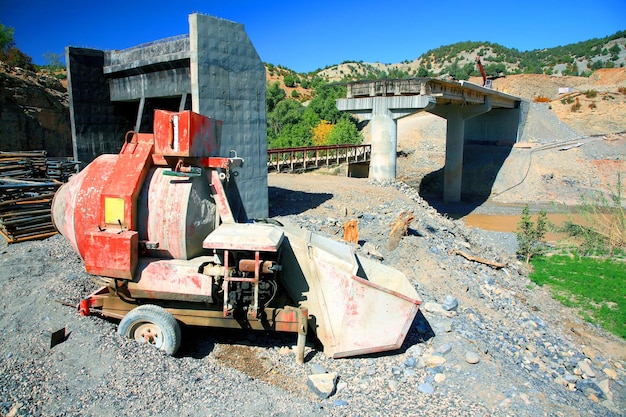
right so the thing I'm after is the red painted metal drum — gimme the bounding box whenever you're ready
[52,158,217,263]
[52,154,118,259]
[137,167,216,260]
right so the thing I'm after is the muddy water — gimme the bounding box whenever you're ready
[462,212,580,242]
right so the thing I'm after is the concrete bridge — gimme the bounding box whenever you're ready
[337,79,522,203]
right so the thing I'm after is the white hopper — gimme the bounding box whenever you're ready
[278,222,422,358]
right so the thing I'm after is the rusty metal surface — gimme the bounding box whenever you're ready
[153,110,221,158]
[85,285,307,334]
[52,154,118,257]
[126,256,215,302]
[267,144,371,173]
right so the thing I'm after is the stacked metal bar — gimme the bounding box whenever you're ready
[46,158,80,182]
[0,151,47,178]
[0,178,62,243]
[0,151,78,244]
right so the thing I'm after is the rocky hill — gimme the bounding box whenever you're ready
[0,62,72,157]
[316,34,626,82]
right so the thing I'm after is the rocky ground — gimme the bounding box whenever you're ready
[1,169,625,416]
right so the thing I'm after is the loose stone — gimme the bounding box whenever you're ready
[603,368,617,380]
[307,372,337,399]
[466,351,481,364]
[418,382,435,394]
[578,361,596,378]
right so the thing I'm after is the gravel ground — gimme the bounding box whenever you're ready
[1,173,624,417]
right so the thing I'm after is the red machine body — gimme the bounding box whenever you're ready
[52,110,227,279]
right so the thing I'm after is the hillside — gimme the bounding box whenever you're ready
[0,62,71,156]
[314,32,626,82]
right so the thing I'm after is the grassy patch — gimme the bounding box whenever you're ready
[529,254,626,339]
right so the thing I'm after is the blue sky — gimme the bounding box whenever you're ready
[1,0,624,73]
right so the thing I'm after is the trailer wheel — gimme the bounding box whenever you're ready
[118,305,181,355]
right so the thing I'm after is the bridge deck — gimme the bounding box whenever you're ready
[345,78,520,109]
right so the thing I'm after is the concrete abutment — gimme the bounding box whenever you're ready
[66,13,267,219]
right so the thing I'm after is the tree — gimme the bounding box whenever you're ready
[43,52,64,69]
[311,120,333,146]
[0,22,34,70]
[266,81,286,113]
[516,205,548,263]
[267,99,304,141]
[327,116,363,145]
[0,23,14,51]
[283,73,296,87]
[307,85,345,124]
[270,122,313,149]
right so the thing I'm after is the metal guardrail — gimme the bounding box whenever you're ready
[346,78,431,98]
[267,144,371,173]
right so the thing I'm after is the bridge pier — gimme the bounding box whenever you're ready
[370,112,397,179]
[431,97,491,203]
[337,79,520,203]
[337,95,436,181]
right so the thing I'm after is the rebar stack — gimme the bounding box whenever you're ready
[46,158,81,182]
[0,151,47,178]
[0,151,79,244]
[0,178,61,243]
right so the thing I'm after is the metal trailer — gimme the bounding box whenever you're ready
[52,110,422,362]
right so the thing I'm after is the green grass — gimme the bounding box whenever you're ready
[529,254,626,339]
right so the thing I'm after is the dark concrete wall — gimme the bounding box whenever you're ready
[190,14,268,219]
[66,14,268,219]
[105,37,191,102]
[66,47,136,165]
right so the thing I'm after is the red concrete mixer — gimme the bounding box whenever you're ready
[53,110,421,362]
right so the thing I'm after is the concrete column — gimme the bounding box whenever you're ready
[443,108,464,202]
[336,95,435,182]
[432,98,492,203]
[369,111,397,180]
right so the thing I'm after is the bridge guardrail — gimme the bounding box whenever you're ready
[267,144,371,173]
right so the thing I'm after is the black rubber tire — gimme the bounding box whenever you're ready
[118,304,181,355]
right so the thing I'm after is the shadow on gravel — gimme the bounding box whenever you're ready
[176,325,315,360]
[419,143,514,219]
[268,186,333,216]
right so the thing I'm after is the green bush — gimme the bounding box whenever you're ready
[584,89,598,98]
[516,205,548,263]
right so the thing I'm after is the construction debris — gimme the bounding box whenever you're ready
[343,219,359,244]
[448,248,507,269]
[0,178,61,243]
[0,150,78,244]
[46,158,81,182]
[0,151,47,178]
[387,211,415,251]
